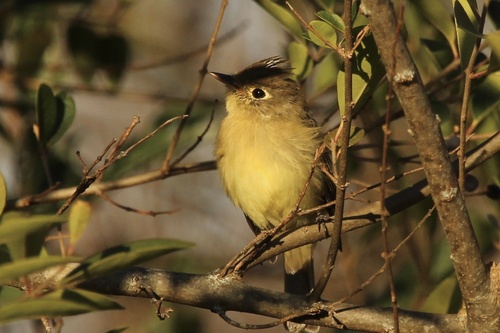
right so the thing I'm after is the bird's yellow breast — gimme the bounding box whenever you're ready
[216,110,323,230]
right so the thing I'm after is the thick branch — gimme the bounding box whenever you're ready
[76,267,464,333]
[360,0,499,331]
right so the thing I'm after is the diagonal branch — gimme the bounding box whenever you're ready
[359,1,499,331]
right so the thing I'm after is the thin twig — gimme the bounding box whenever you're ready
[98,191,179,217]
[309,0,353,302]
[161,0,228,173]
[458,3,489,193]
[170,105,215,166]
[378,4,406,331]
[335,207,436,304]
[286,2,338,52]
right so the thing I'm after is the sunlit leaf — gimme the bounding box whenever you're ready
[337,34,385,115]
[68,200,92,246]
[255,0,304,42]
[0,289,122,324]
[0,256,79,285]
[63,239,193,285]
[308,20,337,48]
[288,41,313,80]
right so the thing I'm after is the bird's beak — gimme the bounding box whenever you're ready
[209,72,239,89]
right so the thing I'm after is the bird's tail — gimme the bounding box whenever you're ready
[284,244,319,333]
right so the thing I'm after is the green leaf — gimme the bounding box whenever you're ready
[50,91,76,145]
[0,172,6,216]
[67,20,100,82]
[0,256,79,285]
[35,83,58,144]
[337,34,385,115]
[35,84,75,146]
[310,53,340,97]
[255,0,304,42]
[410,0,457,54]
[99,34,129,86]
[288,41,313,81]
[454,0,480,70]
[0,289,122,324]
[471,71,500,131]
[308,20,337,48]
[63,239,193,285]
[69,200,92,246]
[315,0,335,11]
[316,10,344,32]
[421,275,461,314]
[324,126,365,149]
[486,30,500,72]
[0,212,67,244]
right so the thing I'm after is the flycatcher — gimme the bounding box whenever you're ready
[211,57,334,332]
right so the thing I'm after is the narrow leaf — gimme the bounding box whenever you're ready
[454,0,480,70]
[0,256,79,285]
[410,0,456,54]
[0,212,67,244]
[63,239,193,284]
[0,289,122,324]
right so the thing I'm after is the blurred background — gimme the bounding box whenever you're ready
[0,0,498,332]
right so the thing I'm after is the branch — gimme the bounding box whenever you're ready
[360,0,499,331]
[6,160,216,210]
[75,267,463,332]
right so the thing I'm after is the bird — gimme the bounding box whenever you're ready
[211,56,334,332]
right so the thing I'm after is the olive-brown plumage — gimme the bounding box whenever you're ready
[211,57,333,332]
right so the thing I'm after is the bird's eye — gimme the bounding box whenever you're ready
[251,88,266,99]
